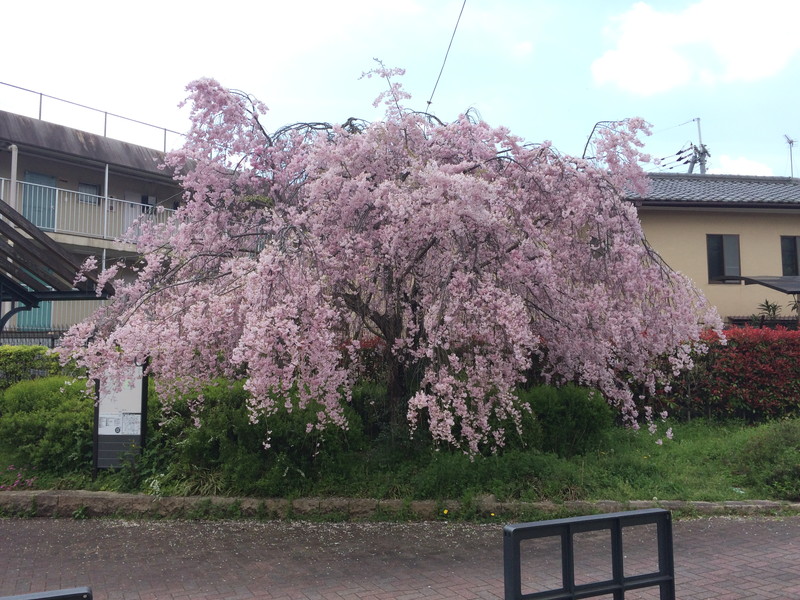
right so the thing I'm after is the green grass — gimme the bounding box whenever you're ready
[0,374,789,504]
[0,418,784,504]
[574,420,753,501]
[310,419,762,503]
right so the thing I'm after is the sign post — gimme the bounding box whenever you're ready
[93,366,148,475]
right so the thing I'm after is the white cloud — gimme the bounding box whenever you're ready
[592,0,800,95]
[709,155,774,176]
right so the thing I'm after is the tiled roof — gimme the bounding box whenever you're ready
[632,172,800,206]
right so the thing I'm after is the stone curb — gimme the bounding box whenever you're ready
[1,490,798,520]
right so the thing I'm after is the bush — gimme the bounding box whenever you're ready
[0,376,93,472]
[0,345,60,390]
[137,380,366,497]
[517,384,613,457]
[664,327,800,421]
[731,418,800,500]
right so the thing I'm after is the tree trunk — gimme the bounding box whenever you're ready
[384,351,409,434]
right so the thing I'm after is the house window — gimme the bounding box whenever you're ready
[781,236,800,276]
[707,234,740,283]
[140,194,155,214]
[78,183,100,205]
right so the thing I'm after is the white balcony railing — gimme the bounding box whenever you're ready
[0,178,175,242]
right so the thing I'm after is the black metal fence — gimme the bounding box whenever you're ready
[504,508,675,600]
[0,329,66,348]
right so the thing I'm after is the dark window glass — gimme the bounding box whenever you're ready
[707,234,724,280]
[707,234,740,283]
[781,236,800,276]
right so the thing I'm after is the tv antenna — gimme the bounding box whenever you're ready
[786,135,796,178]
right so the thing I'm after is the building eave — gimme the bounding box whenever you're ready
[0,109,177,184]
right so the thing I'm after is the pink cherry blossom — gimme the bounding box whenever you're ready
[59,69,721,454]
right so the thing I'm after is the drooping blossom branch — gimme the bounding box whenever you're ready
[59,69,721,454]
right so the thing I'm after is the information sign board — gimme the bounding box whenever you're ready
[93,366,148,472]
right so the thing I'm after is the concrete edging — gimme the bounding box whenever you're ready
[1,490,798,520]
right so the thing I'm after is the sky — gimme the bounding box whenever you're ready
[2,0,799,177]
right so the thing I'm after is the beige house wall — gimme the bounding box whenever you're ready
[638,206,800,320]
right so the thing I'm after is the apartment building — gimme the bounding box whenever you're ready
[0,108,182,345]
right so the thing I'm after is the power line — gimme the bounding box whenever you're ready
[651,119,695,135]
[427,0,467,109]
[647,145,694,172]
[656,146,692,162]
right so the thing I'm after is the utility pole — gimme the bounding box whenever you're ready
[687,118,710,174]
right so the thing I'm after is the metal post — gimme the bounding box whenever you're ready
[103,164,109,239]
[657,514,676,600]
[53,185,59,233]
[0,303,34,336]
[562,529,574,596]
[8,144,18,211]
[610,519,624,600]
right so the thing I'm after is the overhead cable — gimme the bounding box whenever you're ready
[427,0,467,109]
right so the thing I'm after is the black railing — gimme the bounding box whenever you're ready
[0,328,67,348]
[0,588,91,600]
[504,508,675,600]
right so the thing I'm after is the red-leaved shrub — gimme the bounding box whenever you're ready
[663,327,800,421]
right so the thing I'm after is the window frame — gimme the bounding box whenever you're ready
[78,182,101,205]
[706,233,741,284]
[781,236,800,276]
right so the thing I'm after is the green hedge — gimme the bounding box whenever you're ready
[126,380,367,497]
[0,345,61,390]
[0,376,93,472]
[0,371,613,495]
[662,327,800,421]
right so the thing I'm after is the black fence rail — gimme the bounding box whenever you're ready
[0,329,66,348]
[0,588,91,600]
[504,508,675,600]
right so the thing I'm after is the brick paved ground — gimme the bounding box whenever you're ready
[2,516,800,599]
